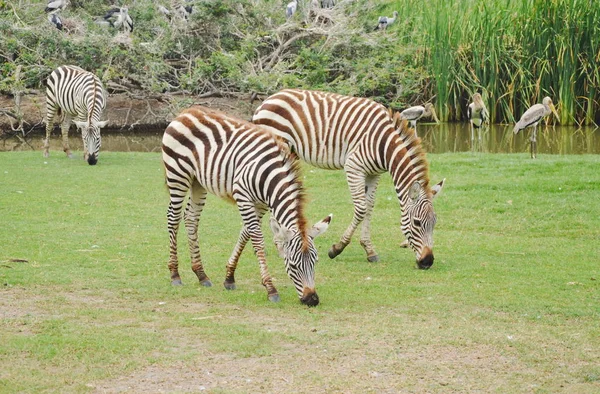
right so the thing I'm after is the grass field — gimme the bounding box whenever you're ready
[1,150,599,393]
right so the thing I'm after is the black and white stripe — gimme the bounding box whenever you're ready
[253,89,445,269]
[44,65,107,165]
[162,106,330,305]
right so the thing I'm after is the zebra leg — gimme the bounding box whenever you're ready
[359,174,381,262]
[237,201,279,302]
[166,175,192,285]
[329,164,367,259]
[43,109,57,158]
[60,114,73,158]
[224,206,267,290]
[185,180,212,287]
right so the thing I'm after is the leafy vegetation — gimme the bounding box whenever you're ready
[1,0,599,125]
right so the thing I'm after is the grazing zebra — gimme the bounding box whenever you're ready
[253,89,445,269]
[162,106,331,305]
[43,65,107,165]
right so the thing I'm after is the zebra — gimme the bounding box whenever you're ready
[43,65,107,165]
[162,106,331,306]
[252,89,445,269]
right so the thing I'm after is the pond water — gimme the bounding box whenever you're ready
[2,124,599,154]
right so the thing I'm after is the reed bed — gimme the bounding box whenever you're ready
[381,0,600,125]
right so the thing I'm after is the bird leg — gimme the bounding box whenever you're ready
[530,126,537,159]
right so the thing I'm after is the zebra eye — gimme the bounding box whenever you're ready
[413,219,422,227]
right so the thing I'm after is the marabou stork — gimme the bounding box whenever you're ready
[104,7,134,33]
[47,11,63,30]
[399,103,439,136]
[286,0,298,19]
[45,0,68,13]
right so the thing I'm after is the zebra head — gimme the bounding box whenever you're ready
[74,120,107,165]
[270,214,332,306]
[401,179,445,269]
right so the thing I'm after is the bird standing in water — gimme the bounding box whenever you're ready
[467,93,489,149]
[399,103,440,136]
[513,96,560,159]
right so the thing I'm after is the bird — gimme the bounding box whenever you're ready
[399,103,439,136]
[513,96,560,159]
[375,11,398,31]
[467,93,489,147]
[47,11,63,30]
[103,7,134,33]
[286,0,298,19]
[175,3,193,20]
[45,0,68,13]
[157,5,171,19]
[321,0,335,8]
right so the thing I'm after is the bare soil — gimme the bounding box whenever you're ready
[0,93,258,135]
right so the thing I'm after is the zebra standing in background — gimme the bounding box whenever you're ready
[44,65,107,165]
[253,89,445,269]
[162,106,331,306]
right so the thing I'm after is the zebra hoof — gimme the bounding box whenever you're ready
[171,279,183,286]
[268,294,280,303]
[200,279,213,287]
[223,281,236,290]
[43,151,49,158]
[328,245,342,259]
[367,254,380,263]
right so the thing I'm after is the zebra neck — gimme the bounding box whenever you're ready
[386,135,430,205]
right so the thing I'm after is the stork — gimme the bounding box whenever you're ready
[176,4,193,20]
[286,0,298,19]
[513,96,560,159]
[321,0,335,8]
[45,0,68,13]
[47,11,63,30]
[158,5,171,19]
[104,7,134,33]
[399,103,439,136]
[375,11,398,31]
[467,93,489,147]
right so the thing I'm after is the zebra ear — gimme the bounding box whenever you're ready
[308,214,332,238]
[73,120,88,129]
[431,178,446,199]
[269,217,294,244]
[409,181,422,201]
[95,120,108,128]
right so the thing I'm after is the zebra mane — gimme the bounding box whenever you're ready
[389,109,431,194]
[255,125,310,248]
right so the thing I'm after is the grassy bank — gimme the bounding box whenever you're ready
[0,151,599,392]
[2,0,599,126]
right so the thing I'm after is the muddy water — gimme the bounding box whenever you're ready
[2,124,599,154]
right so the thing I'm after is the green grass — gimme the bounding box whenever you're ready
[1,151,599,392]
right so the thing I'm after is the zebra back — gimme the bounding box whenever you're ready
[46,65,106,125]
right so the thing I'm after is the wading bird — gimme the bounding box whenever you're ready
[375,11,398,31]
[47,11,63,30]
[467,93,489,147]
[513,96,559,159]
[103,7,134,33]
[286,0,297,19]
[45,0,68,13]
[399,103,439,136]
[321,0,335,8]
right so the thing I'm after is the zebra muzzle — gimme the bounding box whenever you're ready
[417,247,434,270]
[300,288,319,307]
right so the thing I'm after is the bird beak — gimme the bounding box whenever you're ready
[432,108,440,124]
[550,104,560,123]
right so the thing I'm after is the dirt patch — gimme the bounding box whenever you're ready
[0,93,258,135]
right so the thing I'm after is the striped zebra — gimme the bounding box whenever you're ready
[252,89,445,269]
[43,65,107,165]
[162,106,331,305]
